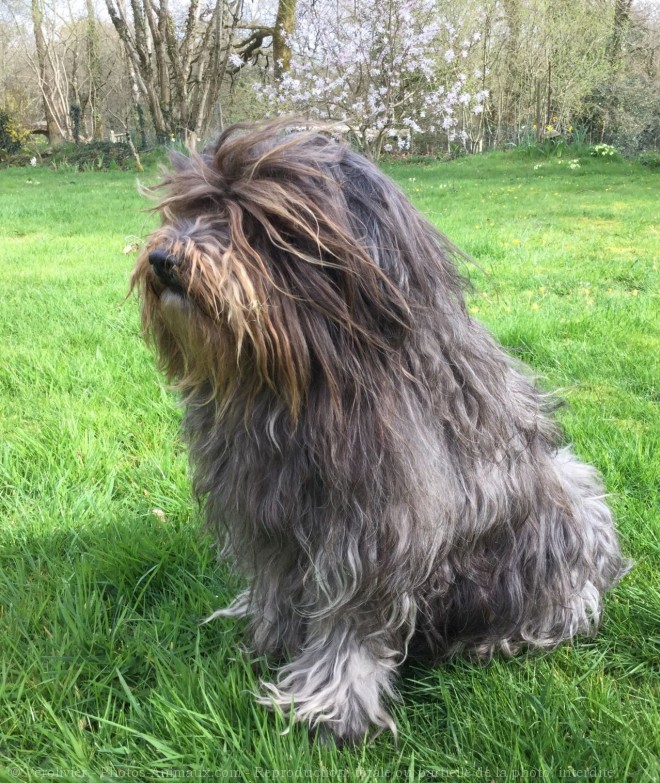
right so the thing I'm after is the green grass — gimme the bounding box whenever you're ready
[0,153,658,782]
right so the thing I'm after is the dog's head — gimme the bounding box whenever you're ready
[132,120,464,416]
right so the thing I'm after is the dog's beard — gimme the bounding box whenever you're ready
[131,223,278,410]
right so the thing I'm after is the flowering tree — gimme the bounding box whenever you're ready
[255,0,488,158]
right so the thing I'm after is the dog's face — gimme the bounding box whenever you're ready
[133,200,274,408]
[132,122,458,416]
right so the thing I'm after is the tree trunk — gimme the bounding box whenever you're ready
[86,0,104,140]
[273,0,296,78]
[546,60,552,130]
[609,0,632,72]
[501,0,521,138]
[535,78,542,141]
[31,0,66,145]
[105,0,168,138]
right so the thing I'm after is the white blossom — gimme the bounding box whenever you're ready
[256,0,487,157]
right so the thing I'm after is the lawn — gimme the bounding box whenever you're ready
[0,151,658,782]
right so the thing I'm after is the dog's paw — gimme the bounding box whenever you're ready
[257,664,397,745]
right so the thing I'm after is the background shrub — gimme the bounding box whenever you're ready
[0,109,29,159]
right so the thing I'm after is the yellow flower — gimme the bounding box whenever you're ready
[531,302,540,310]
[631,289,639,296]
[568,125,573,132]
[546,124,554,132]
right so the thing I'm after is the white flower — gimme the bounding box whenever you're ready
[30,157,37,167]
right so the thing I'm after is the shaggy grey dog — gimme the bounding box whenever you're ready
[132,120,627,743]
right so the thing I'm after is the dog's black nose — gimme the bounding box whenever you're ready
[148,248,179,287]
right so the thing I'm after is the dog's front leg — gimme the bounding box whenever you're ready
[258,615,400,743]
[204,582,306,659]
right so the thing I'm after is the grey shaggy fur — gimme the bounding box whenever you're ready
[132,121,628,743]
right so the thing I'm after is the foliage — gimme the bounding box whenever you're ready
[0,151,38,168]
[70,103,82,144]
[0,109,30,158]
[0,157,658,780]
[589,143,619,159]
[577,3,660,155]
[48,141,138,171]
[509,127,590,160]
[486,0,614,145]
[638,151,660,169]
